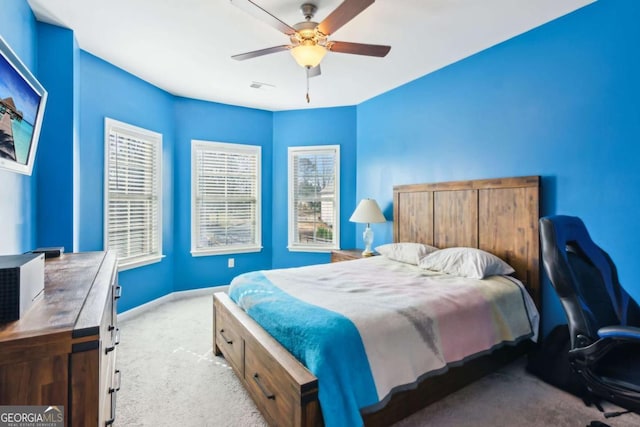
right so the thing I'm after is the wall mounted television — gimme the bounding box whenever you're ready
[0,35,47,176]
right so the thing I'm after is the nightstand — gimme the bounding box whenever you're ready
[330,249,376,263]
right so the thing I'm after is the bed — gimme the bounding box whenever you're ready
[213,175,541,427]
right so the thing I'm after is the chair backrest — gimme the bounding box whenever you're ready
[539,215,639,348]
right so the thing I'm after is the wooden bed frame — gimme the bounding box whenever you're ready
[213,175,540,427]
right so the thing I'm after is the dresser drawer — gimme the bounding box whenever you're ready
[244,338,297,427]
[100,284,118,427]
[216,307,244,376]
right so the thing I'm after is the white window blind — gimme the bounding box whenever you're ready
[104,118,162,270]
[191,140,261,256]
[288,145,340,252]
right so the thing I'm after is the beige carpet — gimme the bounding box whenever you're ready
[115,295,640,427]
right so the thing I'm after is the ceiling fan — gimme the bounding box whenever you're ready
[230,0,391,102]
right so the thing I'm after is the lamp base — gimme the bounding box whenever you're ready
[362,225,374,257]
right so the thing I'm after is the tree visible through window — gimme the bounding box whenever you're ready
[288,145,340,251]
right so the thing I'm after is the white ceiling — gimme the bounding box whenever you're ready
[27,0,595,111]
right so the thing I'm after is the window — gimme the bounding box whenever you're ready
[191,140,261,256]
[288,145,340,252]
[104,118,163,270]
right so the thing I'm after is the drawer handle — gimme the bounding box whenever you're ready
[253,373,275,400]
[109,370,121,393]
[219,329,233,345]
[105,329,121,354]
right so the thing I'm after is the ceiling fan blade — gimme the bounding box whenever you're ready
[307,65,321,78]
[230,0,296,36]
[232,45,292,61]
[329,41,390,57]
[317,0,374,36]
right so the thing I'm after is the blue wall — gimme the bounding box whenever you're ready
[272,107,358,268]
[36,23,76,251]
[172,97,273,291]
[0,0,38,255]
[357,0,640,334]
[77,51,176,311]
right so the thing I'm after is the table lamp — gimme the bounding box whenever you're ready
[349,198,386,256]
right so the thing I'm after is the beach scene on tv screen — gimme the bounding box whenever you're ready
[0,51,40,166]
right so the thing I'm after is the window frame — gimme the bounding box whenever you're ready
[190,140,262,257]
[103,118,163,271]
[287,145,340,253]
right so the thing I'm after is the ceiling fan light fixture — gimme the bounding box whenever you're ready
[290,44,327,68]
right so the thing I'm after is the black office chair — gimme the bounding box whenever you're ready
[540,215,640,415]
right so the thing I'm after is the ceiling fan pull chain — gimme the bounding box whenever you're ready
[306,67,311,103]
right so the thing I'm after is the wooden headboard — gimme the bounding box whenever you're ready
[393,176,540,308]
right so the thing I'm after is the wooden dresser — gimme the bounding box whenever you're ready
[0,251,120,427]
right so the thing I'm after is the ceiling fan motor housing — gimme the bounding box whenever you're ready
[292,21,326,47]
[293,3,327,47]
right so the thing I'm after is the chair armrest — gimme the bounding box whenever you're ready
[570,326,640,366]
[597,325,640,340]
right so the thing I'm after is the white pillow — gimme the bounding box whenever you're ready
[418,247,514,279]
[375,242,439,265]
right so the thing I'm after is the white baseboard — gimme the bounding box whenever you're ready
[118,285,229,322]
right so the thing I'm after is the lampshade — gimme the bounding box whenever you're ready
[290,44,327,68]
[349,199,385,224]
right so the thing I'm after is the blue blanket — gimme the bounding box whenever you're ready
[229,271,378,427]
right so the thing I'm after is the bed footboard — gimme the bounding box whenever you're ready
[213,292,322,427]
[214,291,531,427]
